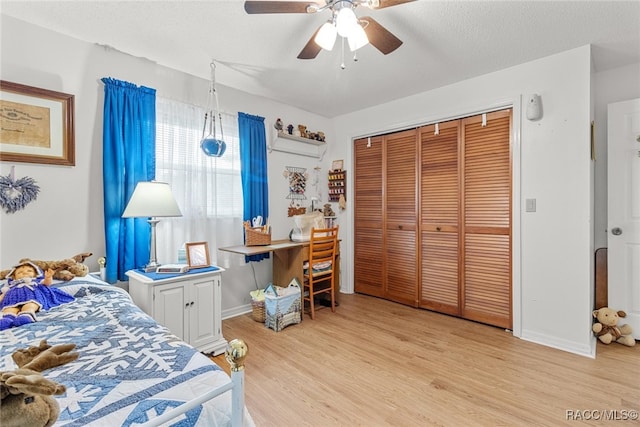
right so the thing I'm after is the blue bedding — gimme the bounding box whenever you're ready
[0,278,249,426]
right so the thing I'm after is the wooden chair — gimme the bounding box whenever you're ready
[303,226,339,320]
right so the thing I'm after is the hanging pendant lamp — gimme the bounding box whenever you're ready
[200,61,227,157]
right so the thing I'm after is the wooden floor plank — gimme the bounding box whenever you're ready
[213,293,640,426]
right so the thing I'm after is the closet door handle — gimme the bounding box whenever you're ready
[398,225,403,230]
[436,226,441,232]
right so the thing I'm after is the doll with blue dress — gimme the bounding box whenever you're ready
[0,261,75,330]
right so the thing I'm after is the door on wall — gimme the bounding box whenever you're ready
[420,120,461,316]
[384,129,419,305]
[460,110,512,329]
[607,98,640,339]
[354,136,384,297]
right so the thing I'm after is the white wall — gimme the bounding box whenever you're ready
[332,46,596,356]
[0,14,333,314]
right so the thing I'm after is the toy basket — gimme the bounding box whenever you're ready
[264,280,301,332]
[244,221,271,246]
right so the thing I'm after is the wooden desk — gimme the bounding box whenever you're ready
[219,239,340,299]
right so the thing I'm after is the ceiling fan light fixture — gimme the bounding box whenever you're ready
[315,21,338,50]
[347,22,369,51]
[336,6,357,37]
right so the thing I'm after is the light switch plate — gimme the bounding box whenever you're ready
[525,198,536,212]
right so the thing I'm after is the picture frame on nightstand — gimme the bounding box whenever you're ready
[186,241,210,269]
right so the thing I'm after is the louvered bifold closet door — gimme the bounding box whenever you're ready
[384,129,419,305]
[354,136,385,297]
[461,110,512,329]
[419,121,460,315]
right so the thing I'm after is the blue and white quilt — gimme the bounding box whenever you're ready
[0,277,249,426]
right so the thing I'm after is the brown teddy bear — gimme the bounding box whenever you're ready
[1,340,78,427]
[0,252,92,281]
[592,307,636,347]
[323,203,335,217]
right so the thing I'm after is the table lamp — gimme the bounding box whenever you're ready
[122,181,182,272]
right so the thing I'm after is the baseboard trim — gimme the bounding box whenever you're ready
[520,329,595,358]
[222,304,252,320]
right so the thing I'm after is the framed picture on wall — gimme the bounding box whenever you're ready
[331,159,343,171]
[0,81,75,166]
[186,241,210,269]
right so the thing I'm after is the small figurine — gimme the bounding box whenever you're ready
[287,124,294,135]
[0,261,75,330]
[274,118,283,131]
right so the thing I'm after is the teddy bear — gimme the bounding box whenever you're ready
[592,307,636,347]
[323,203,335,217]
[0,252,92,281]
[298,124,307,138]
[1,340,78,427]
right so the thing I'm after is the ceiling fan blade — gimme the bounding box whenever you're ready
[244,1,321,14]
[362,0,415,9]
[297,26,323,59]
[361,16,403,55]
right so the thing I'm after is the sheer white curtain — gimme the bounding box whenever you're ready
[155,97,245,267]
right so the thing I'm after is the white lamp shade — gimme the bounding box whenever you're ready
[315,22,338,51]
[122,181,182,218]
[348,23,369,51]
[336,7,357,37]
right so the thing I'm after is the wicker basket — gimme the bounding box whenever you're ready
[244,221,271,246]
[287,206,307,217]
[251,299,266,323]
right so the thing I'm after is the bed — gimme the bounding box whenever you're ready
[0,274,253,426]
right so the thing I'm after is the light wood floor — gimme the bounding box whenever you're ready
[213,293,640,426]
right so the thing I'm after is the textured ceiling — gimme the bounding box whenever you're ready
[2,0,640,117]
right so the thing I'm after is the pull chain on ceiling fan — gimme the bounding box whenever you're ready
[244,0,414,61]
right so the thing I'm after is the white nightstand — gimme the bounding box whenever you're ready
[127,268,227,355]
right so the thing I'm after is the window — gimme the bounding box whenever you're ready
[155,97,244,266]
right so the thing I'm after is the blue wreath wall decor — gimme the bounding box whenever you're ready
[0,173,40,213]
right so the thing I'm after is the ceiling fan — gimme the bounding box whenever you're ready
[244,0,415,60]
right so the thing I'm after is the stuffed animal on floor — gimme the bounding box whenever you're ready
[0,252,92,281]
[592,307,636,347]
[1,340,78,427]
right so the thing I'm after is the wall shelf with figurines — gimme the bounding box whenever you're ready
[268,119,327,159]
[277,131,325,146]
